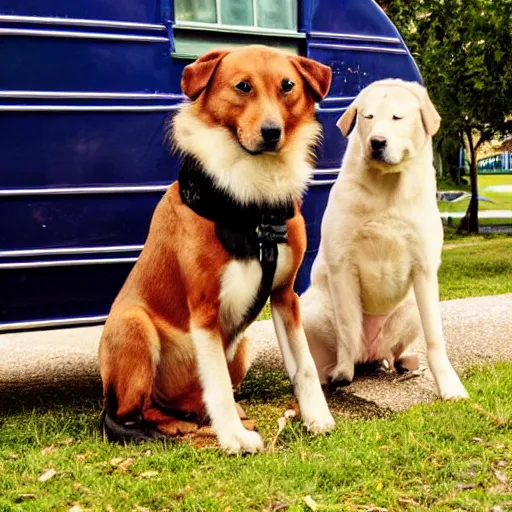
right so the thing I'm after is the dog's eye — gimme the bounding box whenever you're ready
[393,115,403,120]
[235,81,252,94]
[281,79,295,93]
[363,114,374,119]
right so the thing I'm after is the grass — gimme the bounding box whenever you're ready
[438,175,512,225]
[439,237,512,300]
[1,364,511,511]
[437,176,471,192]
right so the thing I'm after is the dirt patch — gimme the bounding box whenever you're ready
[326,390,392,419]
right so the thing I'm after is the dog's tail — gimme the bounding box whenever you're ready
[100,387,165,443]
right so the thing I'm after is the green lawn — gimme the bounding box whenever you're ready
[438,175,512,225]
[437,176,471,192]
[1,364,511,511]
[439,237,512,300]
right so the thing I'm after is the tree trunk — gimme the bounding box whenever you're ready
[458,128,479,234]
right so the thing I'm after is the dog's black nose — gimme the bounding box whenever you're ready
[370,136,387,151]
[261,125,282,149]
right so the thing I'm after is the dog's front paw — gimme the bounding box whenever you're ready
[293,365,336,435]
[218,428,264,455]
[302,408,336,434]
[439,379,469,401]
[328,362,355,387]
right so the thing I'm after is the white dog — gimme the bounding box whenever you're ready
[301,79,468,400]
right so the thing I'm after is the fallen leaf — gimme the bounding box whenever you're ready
[493,468,509,485]
[455,483,476,490]
[110,457,134,472]
[133,506,150,512]
[304,498,354,512]
[15,494,36,503]
[397,497,419,506]
[106,506,114,512]
[143,450,152,456]
[118,458,134,472]
[63,438,74,446]
[38,468,57,482]
[41,445,56,456]
[497,460,508,468]
[375,433,382,441]
[304,496,318,511]
[73,483,82,490]
[76,455,87,462]
[139,470,159,478]
[472,437,483,443]
[8,453,19,460]
[489,485,509,494]
[376,481,383,491]
[68,506,83,512]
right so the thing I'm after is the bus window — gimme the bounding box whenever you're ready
[175,0,217,24]
[175,0,297,30]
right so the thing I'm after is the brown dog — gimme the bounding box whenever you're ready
[98,45,335,453]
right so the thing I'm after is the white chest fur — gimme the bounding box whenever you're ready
[219,259,262,332]
[219,244,292,333]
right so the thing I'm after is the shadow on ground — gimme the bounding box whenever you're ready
[0,367,394,423]
[0,377,102,415]
[239,366,394,420]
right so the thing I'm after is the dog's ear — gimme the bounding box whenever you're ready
[181,50,230,100]
[337,104,357,136]
[289,56,332,102]
[420,88,441,136]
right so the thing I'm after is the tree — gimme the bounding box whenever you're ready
[378,0,512,233]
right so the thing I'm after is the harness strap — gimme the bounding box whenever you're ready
[178,153,294,339]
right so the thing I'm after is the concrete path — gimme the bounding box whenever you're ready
[439,210,512,219]
[1,294,512,413]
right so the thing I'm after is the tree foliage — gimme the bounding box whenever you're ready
[377,0,512,232]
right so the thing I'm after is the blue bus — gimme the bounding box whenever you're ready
[0,0,422,332]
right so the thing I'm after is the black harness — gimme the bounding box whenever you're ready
[178,153,294,340]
